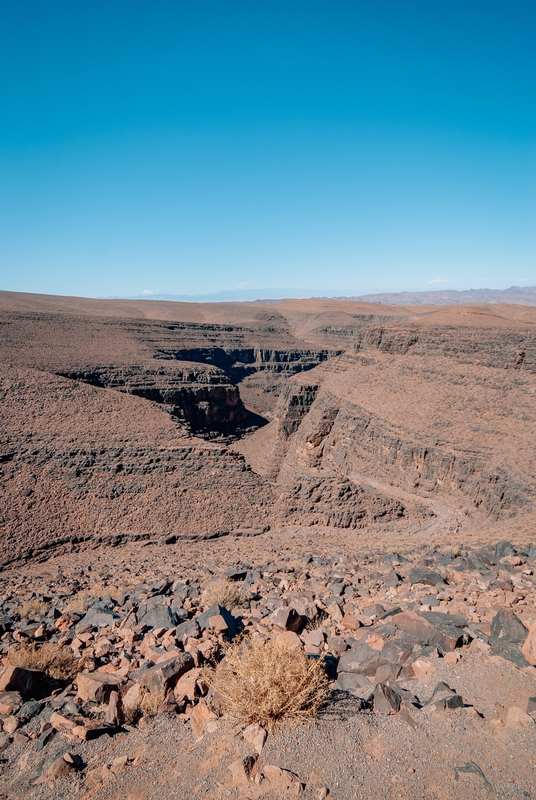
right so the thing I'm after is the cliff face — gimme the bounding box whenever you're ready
[156,346,343,380]
[245,345,535,532]
[2,293,536,563]
[56,364,249,434]
[313,322,536,370]
[0,367,275,567]
[291,393,527,518]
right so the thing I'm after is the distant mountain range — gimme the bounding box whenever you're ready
[348,285,536,306]
[116,288,319,302]
[117,285,536,306]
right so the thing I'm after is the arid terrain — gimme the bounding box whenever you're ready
[1,290,536,799]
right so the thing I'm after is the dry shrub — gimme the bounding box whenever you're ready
[91,583,122,599]
[213,636,329,730]
[18,599,49,619]
[95,566,110,578]
[200,578,243,610]
[140,688,166,717]
[304,609,328,633]
[124,688,166,723]
[9,642,79,680]
[64,591,91,613]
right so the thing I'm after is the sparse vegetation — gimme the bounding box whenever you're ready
[200,578,243,610]
[9,642,79,680]
[64,591,91,613]
[95,566,111,578]
[140,688,167,717]
[18,598,49,619]
[123,687,166,724]
[212,636,329,730]
[304,608,328,632]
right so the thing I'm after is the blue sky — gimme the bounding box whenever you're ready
[0,0,535,299]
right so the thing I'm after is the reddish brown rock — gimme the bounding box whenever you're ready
[76,671,125,703]
[242,722,267,754]
[137,652,194,693]
[0,666,44,698]
[521,621,536,665]
[105,689,125,726]
[71,719,117,740]
[0,691,23,715]
[190,700,217,737]
[269,606,303,633]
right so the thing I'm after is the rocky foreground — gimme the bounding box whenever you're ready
[0,532,536,799]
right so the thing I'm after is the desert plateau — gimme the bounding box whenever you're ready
[0,291,536,799]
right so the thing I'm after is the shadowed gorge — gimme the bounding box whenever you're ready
[1,291,536,568]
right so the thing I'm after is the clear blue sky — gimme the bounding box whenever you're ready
[1,0,534,298]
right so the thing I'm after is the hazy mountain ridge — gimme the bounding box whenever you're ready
[114,285,536,305]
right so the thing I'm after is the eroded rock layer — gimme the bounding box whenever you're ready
[1,291,536,564]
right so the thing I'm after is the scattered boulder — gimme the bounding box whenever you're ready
[197,604,237,638]
[373,682,402,715]
[489,609,530,666]
[423,682,464,712]
[137,598,178,630]
[0,691,23,715]
[137,652,195,693]
[0,666,45,698]
[243,722,267,754]
[408,568,445,587]
[521,621,536,666]
[190,699,217,737]
[269,606,303,633]
[76,672,125,703]
[338,642,383,676]
[495,541,516,559]
[47,752,82,781]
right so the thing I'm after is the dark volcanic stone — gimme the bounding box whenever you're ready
[16,699,44,721]
[138,652,195,693]
[333,671,374,698]
[35,727,55,751]
[137,598,178,630]
[338,643,383,676]
[77,607,122,629]
[0,666,46,699]
[490,609,528,644]
[425,681,464,711]
[373,682,402,715]
[495,541,516,559]
[197,604,237,637]
[408,568,445,587]
[175,618,200,642]
[392,611,467,652]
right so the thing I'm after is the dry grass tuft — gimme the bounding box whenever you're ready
[64,591,91,613]
[124,688,166,723]
[304,609,328,633]
[200,578,243,610]
[18,599,49,619]
[212,636,329,730]
[9,642,79,680]
[140,688,166,717]
[95,566,110,578]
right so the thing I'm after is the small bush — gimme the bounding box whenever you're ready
[212,636,329,730]
[140,688,166,717]
[64,592,90,613]
[123,688,166,724]
[304,609,328,633]
[9,642,79,680]
[18,599,49,619]
[95,567,110,578]
[200,578,243,610]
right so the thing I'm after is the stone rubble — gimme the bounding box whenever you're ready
[0,538,535,795]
